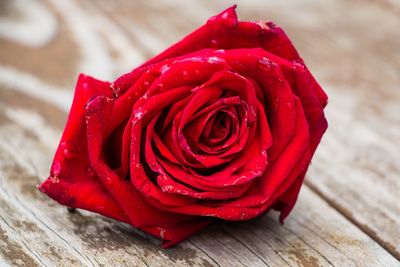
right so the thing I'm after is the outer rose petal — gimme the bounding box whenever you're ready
[38,74,129,223]
[135,5,301,71]
[271,64,328,221]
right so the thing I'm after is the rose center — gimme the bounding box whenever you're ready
[202,111,232,145]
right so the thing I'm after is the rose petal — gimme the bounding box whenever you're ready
[38,74,128,222]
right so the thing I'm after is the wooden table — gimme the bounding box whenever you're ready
[0,0,399,266]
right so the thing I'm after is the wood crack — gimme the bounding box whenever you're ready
[305,181,400,261]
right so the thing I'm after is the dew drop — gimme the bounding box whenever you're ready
[211,39,218,46]
[182,70,188,79]
[221,12,229,19]
[257,57,276,72]
[135,112,143,120]
[143,81,150,87]
[50,175,60,184]
[160,64,170,74]
[162,185,172,192]
[180,57,203,63]
[292,61,304,70]
[207,56,224,64]
[251,170,263,176]
[261,150,267,158]
[82,82,89,90]
[63,148,73,160]
[142,92,149,100]
[52,162,61,176]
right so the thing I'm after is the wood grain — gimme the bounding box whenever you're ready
[0,0,399,266]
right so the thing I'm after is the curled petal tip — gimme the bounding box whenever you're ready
[208,5,238,23]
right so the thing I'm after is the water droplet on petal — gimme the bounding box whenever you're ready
[251,170,263,176]
[211,39,218,47]
[221,12,229,19]
[133,108,144,123]
[182,70,188,79]
[142,92,149,100]
[63,148,73,160]
[179,57,203,63]
[257,57,275,72]
[50,175,60,183]
[160,64,170,74]
[261,150,267,158]
[293,62,303,69]
[135,112,143,120]
[143,81,150,87]
[110,84,121,98]
[52,162,61,176]
[207,56,224,64]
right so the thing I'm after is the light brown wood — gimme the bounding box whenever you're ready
[0,0,399,266]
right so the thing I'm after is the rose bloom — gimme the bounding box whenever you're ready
[39,6,327,248]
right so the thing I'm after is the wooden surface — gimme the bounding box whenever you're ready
[0,0,399,266]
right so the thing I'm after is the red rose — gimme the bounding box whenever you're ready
[39,5,327,248]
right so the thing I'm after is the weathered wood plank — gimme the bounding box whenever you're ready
[191,186,400,267]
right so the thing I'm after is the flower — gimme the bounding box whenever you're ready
[39,5,328,248]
